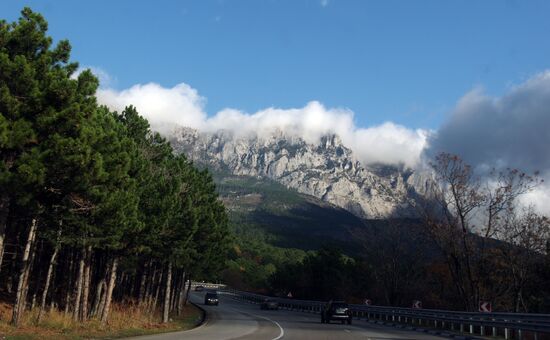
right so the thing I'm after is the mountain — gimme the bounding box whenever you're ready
[169,127,432,220]
[211,171,368,252]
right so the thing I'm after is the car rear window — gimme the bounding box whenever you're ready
[206,293,218,298]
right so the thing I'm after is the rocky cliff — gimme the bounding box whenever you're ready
[169,127,431,219]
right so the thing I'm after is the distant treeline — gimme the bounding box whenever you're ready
[224,156,550,313]
[0,8,230,326]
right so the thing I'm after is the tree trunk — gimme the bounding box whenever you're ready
[0,192,10,273]
[163,261,172,323]
[97,281,107,318]
[170,270,180,313]
[138,260,149,306]
[64,250,75,315]
[177,271,186,316]
[11,218,37,326]
[73,247,85,321]
[101,257,118,326]
[81,245,92,320]
[30,239,46,312]
[145,265,158,309]
[37,230,61,323]
[153,268,163,311]
[183,276,191,306]
[91,278,105,318]
[20,233,38,313]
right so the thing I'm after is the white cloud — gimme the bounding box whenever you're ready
[320,0,330,7]
[426,70,550,176]
[74,66,116,88]
[522,178,550,216]
[97,83,207,135]
[97,83,428,168]
[351,123,429,168]
[426,70,550,215]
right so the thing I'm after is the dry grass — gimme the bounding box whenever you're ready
[0,301,203,339]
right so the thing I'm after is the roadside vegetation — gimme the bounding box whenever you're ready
[225,154,550,313]
[0,301,202,339]
[0,7,229,336]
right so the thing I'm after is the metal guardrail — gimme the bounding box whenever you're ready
[213,286,550,340]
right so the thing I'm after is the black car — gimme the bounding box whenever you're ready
[321,301,352,324]
[194,285,204,292]
[260,298,279,310]
[204,292,219,305]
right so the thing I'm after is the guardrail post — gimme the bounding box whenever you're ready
[480,325,485,336]
[470,320,474,334]
[518,329,522,340]
[460,323,464,334]
[504,326,510,340]
[493,325,497,337]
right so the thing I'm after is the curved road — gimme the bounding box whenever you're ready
[132,292,448,340]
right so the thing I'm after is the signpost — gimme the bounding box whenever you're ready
[479,301,492,312]
[364,299,372,305]
[412,300,422,309]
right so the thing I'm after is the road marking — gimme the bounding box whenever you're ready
[269,317,285,340]
[230,308,285,340]
[344,329,351,333]
[248,313,284,340]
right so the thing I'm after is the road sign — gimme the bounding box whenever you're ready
[287,291,293,298]
[364,299,372,305]
[412,300,422,309]
[479,301,492,312]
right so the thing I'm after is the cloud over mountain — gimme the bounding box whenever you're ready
[97,85,428,168]
[96,70,550,213]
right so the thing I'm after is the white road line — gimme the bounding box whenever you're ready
[229,308,285,340]
[344,329,351,333]
[268,317,285,340]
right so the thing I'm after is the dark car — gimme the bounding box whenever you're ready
[321,301,352,324]
[260,298,279,310]
[204,292,219,306]
[194,285,204,292]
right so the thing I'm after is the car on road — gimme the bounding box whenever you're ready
[194,285,204,292]
[260,298,279,310]
[204,291,219,305]
[321,301,352,324]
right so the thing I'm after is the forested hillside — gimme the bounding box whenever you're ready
[0,8,230,328]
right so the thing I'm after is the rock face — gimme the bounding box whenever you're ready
[170,127,430,219]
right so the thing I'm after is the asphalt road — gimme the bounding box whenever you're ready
[131,292,448,340]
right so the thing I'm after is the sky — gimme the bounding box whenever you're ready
[2,0,550,211]
[2,0,549,129]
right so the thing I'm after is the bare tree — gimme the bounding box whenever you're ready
[497,207,550,312]
[421,153,543,311]
[352,219,426,307]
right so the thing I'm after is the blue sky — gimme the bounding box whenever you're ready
[2,0,549,130]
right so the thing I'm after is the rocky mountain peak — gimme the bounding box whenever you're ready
[170,127,430,219]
